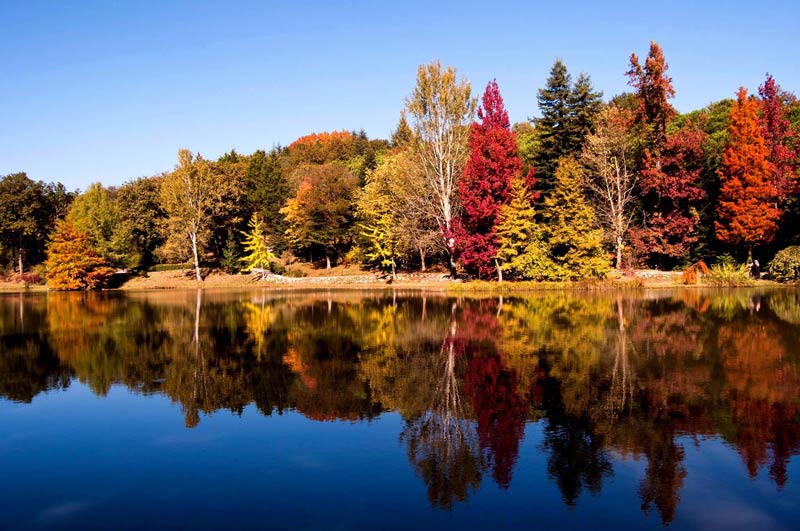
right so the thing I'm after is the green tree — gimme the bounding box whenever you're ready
[240,212,276,275]
[45,220,114,290]
[117,176,166,269]
[246,148,289,253]
[0,173,55,274]
[281,164,358,269]
[67,183,130,268]
[495,175,552,280]
[544,158,610,280]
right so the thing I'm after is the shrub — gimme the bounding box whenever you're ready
[707,261,752,286]
[769,246,800,282]
[681,261,710,284]
[45,220,115,291]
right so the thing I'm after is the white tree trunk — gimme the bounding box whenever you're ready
[326,255,331,270]
[190,232,202,282]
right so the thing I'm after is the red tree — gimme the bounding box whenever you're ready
[456,80,529,279]
[627,41,676,151]
[716,87,781,250]
[759,73,798,201]
[633,121,707,267]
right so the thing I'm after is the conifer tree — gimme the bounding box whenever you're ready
[246,149,289,253]
[544,158,609,280]
[495,176,551,280]
[45,220,114,290]
[626,41,676,152]
[456,80,524,279]
[716,87,781,252]
[240,212,276,275]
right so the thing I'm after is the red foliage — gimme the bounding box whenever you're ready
[716,87,781,249]
[627,41,676,150]
[464,354,528,489]
[759,73,798,200]
[633,121,707,266]
[455,80,530,278]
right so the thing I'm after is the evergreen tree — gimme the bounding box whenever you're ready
[456,79,524,279]
[544,158,609,280]
[626,41,676,152]
[246,149,289,253]
[534,60,602,192]
[495,175,551,280]
[45,220,114,290]
[716,87,781,253]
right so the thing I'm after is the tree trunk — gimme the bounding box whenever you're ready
[447,256,457,278]
[419,247,426,272]
[190,232,202,282]
[326,255,331,270]
[615,236,623,270]
[391,261,396,281]
[18,252,23,277]
[495,259,503,283]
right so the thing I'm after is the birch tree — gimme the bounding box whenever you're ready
[161,149,221,282]
[582,107,639,270]
[405,61,476,277]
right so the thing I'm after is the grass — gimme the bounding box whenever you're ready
[707,262,754,286]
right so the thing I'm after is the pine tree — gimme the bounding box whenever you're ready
[456,79,524,279]
[569,73,603,146]
[534,59,573,191]
[45,220,114,290]
[240,212,276,274]
[544,158,609,280]
[626,41,676,152]
[495,175,551,280]
[246,149,289,253]
[716,87,781,252]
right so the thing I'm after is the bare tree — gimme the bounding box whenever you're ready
[582,107,639,270]
[405,61,476,277]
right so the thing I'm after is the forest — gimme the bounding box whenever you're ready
[2,41,800,289]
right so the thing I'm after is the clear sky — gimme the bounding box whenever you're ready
[2,0,798,190]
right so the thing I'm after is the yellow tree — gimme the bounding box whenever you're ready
[495,175,551,280]
[240,212,276,276]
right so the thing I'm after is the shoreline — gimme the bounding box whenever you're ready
[0,269,790,294]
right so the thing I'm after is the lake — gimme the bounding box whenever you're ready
[1,288,799,530]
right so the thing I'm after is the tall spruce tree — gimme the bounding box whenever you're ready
[246,149,290,253]
[534,59,602,193]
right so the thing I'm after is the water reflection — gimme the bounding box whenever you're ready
[1,288,799,525]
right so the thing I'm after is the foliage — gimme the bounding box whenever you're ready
[627,41,676,151]
[68,182,131,268]
[456,80,522,279]
[240,212,277,273]
[405,60,476,276]
[680,261,710,284]
[281,164,358,267]
[759,74,798,201]
[246,148,290,253]
[495,175,551,280]
[707,260,752,286]
[768,246,800,282]
[534,59,602,191]
[45,220,114,290]
[543,158,610,280]
[715,88,781,250]
[117,176,166,269]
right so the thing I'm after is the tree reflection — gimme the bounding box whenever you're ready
[0,288,799,520]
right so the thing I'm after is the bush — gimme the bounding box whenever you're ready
[150,262,193,272]
[769,246,800,282]
[284,265,307,278]
[269,259,286,275]
[707,261,752,286]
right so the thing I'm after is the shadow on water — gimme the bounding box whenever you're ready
[1,287,799,525]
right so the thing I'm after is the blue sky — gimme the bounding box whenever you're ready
[2,0,798,190]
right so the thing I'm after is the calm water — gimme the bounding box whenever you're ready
[1,288,799,530]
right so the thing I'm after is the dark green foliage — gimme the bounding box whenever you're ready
[246,148,290,254]
[534,59,602,193]
[117,176,167,270]
[220,230,241,274]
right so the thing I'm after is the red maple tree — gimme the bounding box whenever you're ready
[759,73,798,201]
[455,80,530,279]
[716,87,781,250]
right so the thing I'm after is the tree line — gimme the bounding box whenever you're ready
[2,41,799,288]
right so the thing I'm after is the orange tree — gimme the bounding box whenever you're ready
[45,220,114,290]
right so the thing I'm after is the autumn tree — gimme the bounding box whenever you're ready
[405,61,476,277]
[583,107,639,269]
[495,175,551,280]
[281,164,358,269]
[544,158,610,280]
[161,149,232,282]
[240,212,276,276]
[534,59,602,192]
[759,73,798,201]
[68,183,130,268]
[716,88,781,253]
[627,41,676,152]
[455,80,523,280]
[633,121,708,267]
[45,220,114,290]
